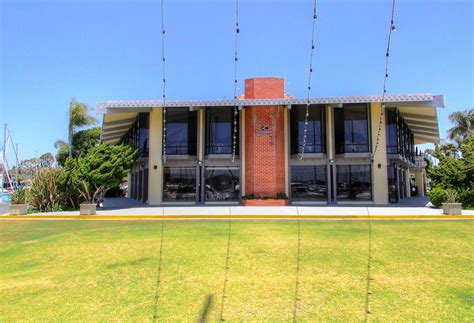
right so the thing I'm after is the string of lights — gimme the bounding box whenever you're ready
[298,0,318,160]
[220,2,240,320]
[153,1,167,321]
[292,215,302,322]
[366,1,396,321]
[231,0,240,163]
[161,0,167,163]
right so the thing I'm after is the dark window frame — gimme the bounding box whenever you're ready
[334,104,370,154]
[205,107,239,155]
[165,108,198,156]
[290,105,326,155]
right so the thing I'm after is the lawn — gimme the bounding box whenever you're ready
[0,220,472,321]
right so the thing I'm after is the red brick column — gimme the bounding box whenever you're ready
[244,77,286,198]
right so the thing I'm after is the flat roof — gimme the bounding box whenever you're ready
[98,93,444,145]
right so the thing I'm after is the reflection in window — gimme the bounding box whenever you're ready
[291,105,325,154]
[139,113,149,156]
[205,167,240,201]
[336,165,372,201]
[166,108,197,155]
[163,167,196,202]
[387,165,398,203]
[335,104,369,153]
[291,165,327,201]
[206,107,239,155]
[386,108,398,154]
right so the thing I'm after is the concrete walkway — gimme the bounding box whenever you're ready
[2,197,473,218]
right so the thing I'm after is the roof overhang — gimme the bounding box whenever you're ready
[97,93,444,145]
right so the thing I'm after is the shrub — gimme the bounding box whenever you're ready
[276,192,288,200]
[28,168,64,212]
[445,189,459,203]
[10,188,27,204]
[429,187,447,207]
[458,188,474,207]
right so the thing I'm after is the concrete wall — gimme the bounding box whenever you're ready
[147,108,163,204]
[370,103,389,205]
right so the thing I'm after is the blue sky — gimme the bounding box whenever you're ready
[1,0,473,162]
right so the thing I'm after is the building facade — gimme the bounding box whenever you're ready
[98,77,443,206]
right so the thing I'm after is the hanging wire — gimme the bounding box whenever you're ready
[298,0,318,160]
[152,1,167,321]
[372,0,396,160]
[365,1,396,321]
[161,0,168,163]
[292,214,302,322]
[220,2,240,320]
[231,0,240,163]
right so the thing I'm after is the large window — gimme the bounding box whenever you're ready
[139,113,149,157]
[385,108,398,154]
[291,105,326,154]
[335,104,369,153]
[205,167,240,201]
[206,107,239,155]
[166,108,197,155]
[163,167,196,202]
[387,165,398,203]
[336,165,372,201]
[291,165,327,201]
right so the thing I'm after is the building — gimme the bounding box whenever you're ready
[97,77,443,206]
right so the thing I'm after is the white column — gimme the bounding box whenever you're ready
[370,103,389,205]
[148,108,163,205]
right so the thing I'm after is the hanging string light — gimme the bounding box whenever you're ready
[365,1,396,321]
[153,1,167,321]
[372,0,396,160]
[231,0,240,163]
[298,0,318,160]
[161,0,168,163]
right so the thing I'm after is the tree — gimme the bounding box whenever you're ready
[67,98,98,157]
[426,132,474,207]
[14,152,55,180]
[447,109,474,142]
[58,144,137,207]
[55,127,101,167]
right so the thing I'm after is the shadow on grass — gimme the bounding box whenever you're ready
[198,294,214,322]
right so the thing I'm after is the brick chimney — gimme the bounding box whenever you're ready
[244,77,286,198]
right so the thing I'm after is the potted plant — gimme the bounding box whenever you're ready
[79,181,97,215]
[442,190,462,215]
[241,192,289,206]
[10,188,28,215]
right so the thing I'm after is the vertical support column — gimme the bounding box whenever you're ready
[240,108,246,196]
[197,108,205,203]
[370,103,389,205]
[326,105,335,203]
[405,169,411,198]
[126,173,131,198]
[284,107,289,196]
[148,108,163,205]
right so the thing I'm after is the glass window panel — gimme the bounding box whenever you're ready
[291,105,325,154]
[336,165,372,201]
[139,113,149,156]
[205,167,240,201]
[335,105,369,153]
[163,167,196,202]
[291,165,327,201]
[166,108,197,155]
[206,107,238,155]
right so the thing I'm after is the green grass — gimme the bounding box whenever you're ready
[0,220,473,321]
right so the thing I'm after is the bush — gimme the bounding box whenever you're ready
[429,187,447,207]
[458,188,474,207]
[10,188,27,204]
[28,168,64,212]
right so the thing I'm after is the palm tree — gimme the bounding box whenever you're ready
[67,98,98,157]
[447,109,474,142]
